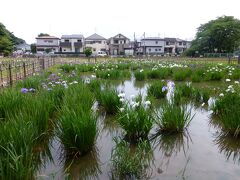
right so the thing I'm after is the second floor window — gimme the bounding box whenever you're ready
[77,40,81,42]
[65,40,69,42]
[179,42,182,45]
[156,41,158,44]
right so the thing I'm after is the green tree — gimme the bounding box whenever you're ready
[30,43,36,53]
[0,22,25,56]
[185,16,240,56]
[38,33,50,37]
[84,48,92,61]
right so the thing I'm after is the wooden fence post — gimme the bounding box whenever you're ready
[0,65,3,87]
[23,62,26,78]
[8,64,13,86]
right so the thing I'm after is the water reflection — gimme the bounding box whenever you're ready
[214,132,240,164]
[110,138,153,180]
[64,149,101,180]
[152,132,191,169]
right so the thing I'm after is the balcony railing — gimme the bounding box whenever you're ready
[60,42,71,47]
[74,42,82,48]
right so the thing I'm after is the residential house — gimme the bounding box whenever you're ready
[141,37,165,55]
[15,43,31,52]
[108,34,130,55]
[36,36,60,53]
[164,38,190,54]
[60,35,84,53]
[85,33,108,54]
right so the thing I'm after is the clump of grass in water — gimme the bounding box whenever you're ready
[110,138,152,179]
[117,99,153,141]
[212,91,240,137]
[147,81,168,99]
[134,70,146,81]
[173,68,192,81]
[0,119,37,180]
[57,83,97,156]
[97,88,123,114]
[60,64,76,73]
[154,102,194,133]
[57,107,97,156]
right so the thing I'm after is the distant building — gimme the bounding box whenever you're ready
[141,37,165,55]
[15,43,31,52]
[36,36,60,53]
[108,34,130,55]
[164,38,190,54]
[85,33,108,54]
[59,35,84,53]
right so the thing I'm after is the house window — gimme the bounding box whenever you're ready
[93,48,96,51]
[179,42,182,45]
[77,40,81,42]
[183,42,186,45]
[114,40,118,44]
[155,41,158,44]
[159,49,161,51]
[166,42,169,45]
[65,40,69,42]
[155,49,158,51]
[148,48,151,52]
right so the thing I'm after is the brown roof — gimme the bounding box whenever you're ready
[36,36,59,39]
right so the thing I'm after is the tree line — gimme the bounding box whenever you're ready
[0,23,25,56]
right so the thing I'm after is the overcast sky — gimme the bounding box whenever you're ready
[0,0,240,44]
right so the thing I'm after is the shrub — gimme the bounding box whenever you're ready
[147,81,168,99]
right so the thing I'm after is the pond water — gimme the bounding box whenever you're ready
[37,78,240,180]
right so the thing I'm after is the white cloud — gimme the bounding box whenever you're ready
[0,0,239,44]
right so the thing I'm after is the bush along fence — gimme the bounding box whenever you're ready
[0,57,55,87]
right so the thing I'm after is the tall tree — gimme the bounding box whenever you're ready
[38,33,50,37]
[0,22,25,56]
[185,16,240,56]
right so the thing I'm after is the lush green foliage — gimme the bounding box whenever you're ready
[117,102,153,141]
[111,139,152,179]
[155,103,193,133]
[147,81,167,99]
[98,88,122,114]
[212,92,240,137]
[186,16,240,56]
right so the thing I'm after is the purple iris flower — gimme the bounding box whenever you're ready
[162,86,168,92]
[21,88,28,93]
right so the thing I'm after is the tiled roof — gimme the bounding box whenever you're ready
[61,34,84,39]
[86,33,106,40]
[142,37,164,40]
[36,36,59,39]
